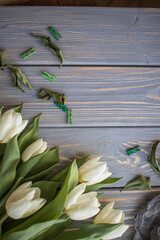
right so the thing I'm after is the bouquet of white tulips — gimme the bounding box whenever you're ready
[0,104,129,240]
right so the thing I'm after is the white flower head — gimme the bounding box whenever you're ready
[79,156,112,185]
[0,109,28,143]
[65,183,101,220]
[22,138,47,162]
[94,201,129,240]
[5,182,46,219]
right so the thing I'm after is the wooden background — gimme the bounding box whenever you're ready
[0,7,160,239]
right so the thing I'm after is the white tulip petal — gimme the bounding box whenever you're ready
[79,156,112,186]
[5,182,46,220]
[6,198,46,219]
[79,157,101,172]
[67,204,100,220]
[6,200,32,219]
[74,197,100,210]
[106,210,124,224]
[94,202,115,223]
[6,182,32,204]
[6,189,35,207]
[0,110,14,141]
[79,161,106,177]
[94,202,125,224]
[22,199,46,218]
[77,192,98,204]
[22,138,44,162]
[65,183,86,210]
[77,193,101,208]
[0,109,23,141]
[2,120,28,143]
[1,111,22,140]
[101,224,129,240]
[96,209,124,224]
[86,170,112,186]
[79,162,107,183]
[33,187,41,199]
[32,141,47,157]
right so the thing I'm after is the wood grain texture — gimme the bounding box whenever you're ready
[68,188,160,240]
[0,66,160,127]
[36,127,160,187]
[0,7,160,66]
[0,7,160,240]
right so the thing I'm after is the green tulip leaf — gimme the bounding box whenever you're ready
[35,214,72,240]
[96,192,106,198]
[23,164,57,183]
[31,34,65,66]
[3,160,79,236]
[7,64,34,93]
[85,177,123,192]
[38,88,66,105]
[18,114,41,154]
[16,150,49,179]
[0,144,6,159]
[0,49,5,71]
[148,141,160,175]
[25,148,59,177]
[0,135,20,199]
[122,175,151,191]
[5,217,68,240]
[55,223,123,240]
[0,106,4,116]
[14,103,24,113]
[51,156,89,182]
[32,181,60,202]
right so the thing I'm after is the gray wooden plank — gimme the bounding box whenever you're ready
[0,7,160,66]
[67,188,160,240]
[37,127,160,187]
[1,66,160,127]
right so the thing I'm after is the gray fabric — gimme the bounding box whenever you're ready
[134,194,160,240]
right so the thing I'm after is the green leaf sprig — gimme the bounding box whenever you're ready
[38,88,66,105]
[122,175,151,191]
[31,33,65,66]
[7,64,34,93]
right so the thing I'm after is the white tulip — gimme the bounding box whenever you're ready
[0,109,28,143]
[5,182,46,219]
[79,156,112,185]
[64,183,100,220]
[22,138,47,162]
[94,202,129,240]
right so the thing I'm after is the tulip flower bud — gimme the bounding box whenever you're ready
[0,109,28,143]
[65,183,100,220]
[94,202,129,239]
[5,182,46,219]
[22,138,47,162]
[79,156,112,185]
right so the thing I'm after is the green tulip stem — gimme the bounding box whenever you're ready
[0,213,8,225]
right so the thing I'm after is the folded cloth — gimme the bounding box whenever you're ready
[134,194,160,240]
